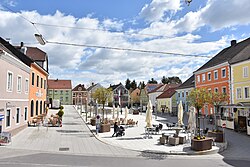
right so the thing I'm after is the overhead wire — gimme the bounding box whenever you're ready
[1,4,211,58]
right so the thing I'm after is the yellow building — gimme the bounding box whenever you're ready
[156,88,177,114]
[230,57,250,135]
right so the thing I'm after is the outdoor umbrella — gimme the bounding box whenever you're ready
[188,106,196,131]
[178,101,184,126]
[116,105,120,120]
[124,106,128,125]
[145,101,153,128]
[112,105,115,119]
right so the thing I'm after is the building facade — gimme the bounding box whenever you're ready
[0,37,32,135]
[109,83,129,107]
[156,88,177,114]
[72,84,88,105]
[176,75,195,112]
[48,79,72,105]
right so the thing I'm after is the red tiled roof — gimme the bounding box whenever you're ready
[156,88,176,99]
[149,84,180,93]
[26,47,46,61]
[48,79,72,89]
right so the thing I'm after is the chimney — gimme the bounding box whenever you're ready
[231,40,237,46]
[20,42,24,47]
[92,82,94,86]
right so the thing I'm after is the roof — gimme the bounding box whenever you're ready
[72,84,87,91]
[145,83,163,93]
[25,47,47,61]
[149,84,180,93]
[176,75,195,90]
[0,37,33,66]
[108,83,127,91]
[156,88,176,99]
[196,37,250,72]
[229,44,250,64]
[48,79,72,89]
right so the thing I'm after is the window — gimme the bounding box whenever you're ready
[44,80,46,89]
[236,88,242,99]
[65,97,69,102]
[6,109,10,127]
[214,70,218,80]
[40,101,43,114]
[25,79,29,93]
[222,87,226,94]
[244,87,250,98]
[17,76,22,92]
[66,90,69,95]
[208,72,211,81]
[60,90,63,95]
[16,108,20,124]
[202,74,205,82]
[49,90,53,95]
[60,97,63,101]
[186,92,188,96]
[24,107,28,121]
[208,88,211,93]
[178,93,180,98]
[37,75,39,87]
[197,75,200,83]
[31,72,35,86]
[214,88,218,92]
[222,68,226,78]
[36,100,39,115]
[54,90,58,94]
[30,100,34,117]
[41,78,43,88]
[7,71,13,91]
[243,66,249,78]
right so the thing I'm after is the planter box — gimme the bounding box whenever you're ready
[208,131,224,142]
[100,124,111,133]
[90,118,96,126]
[191,138,212,151]
[133,111,139,115]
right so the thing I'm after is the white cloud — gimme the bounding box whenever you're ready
[139,0,181,22]
[0,6,238,88]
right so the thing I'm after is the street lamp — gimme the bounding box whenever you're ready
[34,34,46,45]
[155,100,157,120]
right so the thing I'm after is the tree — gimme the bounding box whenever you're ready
[187,88,209,137]
[162,76,182,84]
[207,91,228,130]
[125,78,131,90]
[92,87,112,121]
[148,78,158,84]
[130,80,137,90]
[141,81,146,89]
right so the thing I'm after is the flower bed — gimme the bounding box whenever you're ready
[191,137,213,151]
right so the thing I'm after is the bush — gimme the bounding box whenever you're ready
[57,109,64,117]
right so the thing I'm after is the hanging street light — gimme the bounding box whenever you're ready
[34,34,46,45]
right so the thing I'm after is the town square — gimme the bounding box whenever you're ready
[0,0,250,166]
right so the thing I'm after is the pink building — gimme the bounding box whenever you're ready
[0,37,32,136]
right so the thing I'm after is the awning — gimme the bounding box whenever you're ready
[221,102,250,109]
[0,114,4,120]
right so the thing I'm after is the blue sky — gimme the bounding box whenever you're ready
[0,0,250,88]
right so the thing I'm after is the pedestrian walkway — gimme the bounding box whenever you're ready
[83,108,224,155]
[7,105,139,157]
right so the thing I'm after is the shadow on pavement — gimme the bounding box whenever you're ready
[138,150,168,160]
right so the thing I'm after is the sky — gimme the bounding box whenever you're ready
[0,0,250,88]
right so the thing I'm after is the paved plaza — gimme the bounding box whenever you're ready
[1,105,250,161]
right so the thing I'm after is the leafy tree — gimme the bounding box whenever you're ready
[148,78,158,84]
[92,87,112,121]
[207,91,228,130]
[130,80,137,90]
[125,78,131,90]
[187,88,209,137]
[162,76,182,84]
[141,81,146,89]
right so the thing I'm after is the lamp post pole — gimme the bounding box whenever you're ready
[155,100,157,120]
[85,97,88,122]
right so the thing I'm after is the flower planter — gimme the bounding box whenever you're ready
[100,123,111,133]
[133,111,139,115]
[208,131,224,142]
[90,118,96,126]
[191,138,212,151]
